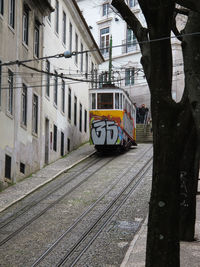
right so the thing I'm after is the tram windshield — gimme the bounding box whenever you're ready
[97,93,113,109]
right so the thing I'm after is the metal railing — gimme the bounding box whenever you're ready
[122,39,139,54]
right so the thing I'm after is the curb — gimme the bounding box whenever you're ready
[0,151,96,213]
[120,216,148,267]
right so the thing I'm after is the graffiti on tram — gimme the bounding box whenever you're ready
[90,119,121,145]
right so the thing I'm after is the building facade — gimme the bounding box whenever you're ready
[76,0,184,107]
[0,0,53,187]
[41,0,103,165]
[0,0,103,188]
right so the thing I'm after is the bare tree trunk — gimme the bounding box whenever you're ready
[179,123,200,240]
[180,10,200,241]
[146,99,191,267]
[111,1,200,266]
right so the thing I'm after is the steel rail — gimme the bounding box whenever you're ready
[0,157,116,246]
[0,155,99,230]
[31,146,153,266]
[31,146,152,266]
[57,157,153,266]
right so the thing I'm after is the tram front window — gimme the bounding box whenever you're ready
[97,93,113,109]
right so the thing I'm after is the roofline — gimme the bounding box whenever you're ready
[72,0,104,63]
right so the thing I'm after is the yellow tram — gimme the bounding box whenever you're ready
[89,85,137,152]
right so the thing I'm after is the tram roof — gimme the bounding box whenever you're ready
[89,85,135,106]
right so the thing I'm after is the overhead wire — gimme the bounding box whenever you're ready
[0,31,200,67]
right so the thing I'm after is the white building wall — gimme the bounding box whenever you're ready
[41,0,103,166]
[0,0,53,186]
[77,0,184,110]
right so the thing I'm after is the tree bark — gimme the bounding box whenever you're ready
[111,1,199,266]
[179,123,200,241]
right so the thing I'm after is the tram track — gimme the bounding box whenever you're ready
[0,155,99,230]
[31,149,153,267]
[0,156,116,246]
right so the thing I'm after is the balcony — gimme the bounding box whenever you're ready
[122,39,139,54]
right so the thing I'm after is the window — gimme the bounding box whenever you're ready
[55,0,59,34]
[125,68,135,86]
[80,43,83,72]
[74,96,77,126]
[91,62,94,89]
[97,93,113,109]
[100,27,110,57]
[99,72,108,88]
[53,124,57,151]
[9,0,15,28]
[20,162,25,174]
[48,0,51,21]
[5,155,11,179]
[0,60,1,106]
[0,0,4,15]
[62,11,66,44]
[85,52,88,77]
[75,33,78,64]
[102,3,109,16]
[34,22,40,57]
[126,27,136,52]
[92,93,96,109]
[126,0,137,7]
[115,93,120,109]
[8,70,13,114]
[68,88,71,120]
[67,138,70,152]
[23,5,29,45]
[84,109,87,133]
[21,84,27,126]
[79,103,82,132]
[32,94,38,134]
[61,132,64,156]
[54,71,58,105]
[61,80,65,113]
[46,60,50,97]
[120,93,122,109]
[69,22,72,52]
